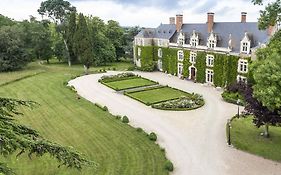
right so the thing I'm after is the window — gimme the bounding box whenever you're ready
[206,55,214,67]
[206,69,214,84]
[178,50,184,61]
[178,63,183,76]
[237,75,247,83]
[238,59,248,73]
[138,48,141,57]
[207,32,217,49]
[190,30,199,47]
[158,59,163,71]
[240,32,251,54]
[158,48,162,58]
[190,52,197,64]
[158,39,164,47]
[177,32,185,46]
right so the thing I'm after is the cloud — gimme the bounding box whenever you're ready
[192,0,218,14]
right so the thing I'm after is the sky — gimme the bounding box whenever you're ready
[0,0,266,27]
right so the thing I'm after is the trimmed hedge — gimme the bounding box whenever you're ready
[221,91,245,106]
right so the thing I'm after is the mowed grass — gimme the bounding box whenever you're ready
[231,117,281,161]
[126,86,190,105]
[0,62,169,175]
[104,78,157,90]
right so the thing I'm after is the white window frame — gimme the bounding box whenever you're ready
[158,48,162,58]
[237,75,247,83]
[189,52,197,64]
[240,33,251,54]
[238,59,248,73]
[206,55,214,67]
[137,48,141,57]
[178,50,184,62]
[177,32,185,46]
[190,30,199,47]
[206,69,214,84]
[178,63,183,77]
[158,59,163,71]
[207,32,217,49]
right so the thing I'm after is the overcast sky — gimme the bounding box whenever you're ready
[0,0,265,27]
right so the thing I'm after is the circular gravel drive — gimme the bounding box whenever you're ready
[69,71,281,175]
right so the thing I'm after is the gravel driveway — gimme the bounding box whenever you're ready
[69,71,281,175]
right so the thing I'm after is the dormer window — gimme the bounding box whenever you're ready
[240,32,251,54]
[190,52,197,64]
[158,39,163,47]
[190,30,199,47]
[207,31,217,49]
[206,55,214,67]
[177,31,185,46]
[178,50,184,61]
[158,48,162,58]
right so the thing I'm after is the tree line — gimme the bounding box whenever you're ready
[0,0,140,72]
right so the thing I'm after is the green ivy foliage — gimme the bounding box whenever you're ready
[195,52,207,83]
[138,46,155,71]
[138,46,249,87]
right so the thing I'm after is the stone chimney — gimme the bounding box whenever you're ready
[207,12,214,33]
[241,12,247,23]
[176,14,183,32]
[170,17,175,25]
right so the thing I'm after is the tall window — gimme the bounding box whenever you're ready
[178,50,184,61]
[208,40,216,48]
[242,42,248,52]
[177,32,185,46]
[190,52,197,64]
[178,63,183,76]
[138,48,141,57]
[206,69,214,84]
[206,55,214,67]
[238,59,248,73]
[158,48,162,58]
[191,38,198,47]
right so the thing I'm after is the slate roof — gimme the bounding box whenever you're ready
[136,22,270,53]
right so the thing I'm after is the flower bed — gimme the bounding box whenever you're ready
[152,94,204,111]
[99,72,137,83]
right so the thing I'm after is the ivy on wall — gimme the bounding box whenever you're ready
[137,46,249,87]
[195,51,207,83]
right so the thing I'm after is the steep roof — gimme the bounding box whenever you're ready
[136,22,270,53]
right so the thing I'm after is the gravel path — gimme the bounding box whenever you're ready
[69,71,281,175]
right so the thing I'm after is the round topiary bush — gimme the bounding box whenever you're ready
[148,132,157,141]
[103,106,108,111]
[122,116,129,123]
[164,160,174,172]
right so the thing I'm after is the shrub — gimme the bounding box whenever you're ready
[112,67,116,71]
[122,116,129,123]
[103,106,108,111]
[127,66,136,71]
[100,72,137,83]
[148,132,157,141]
[136,127,143,132]
[164,160,174,172]
[115,115,122,120]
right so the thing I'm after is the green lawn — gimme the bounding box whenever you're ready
[104,78,157,91]
[0,61,169,175]
[231,117,281,161]
[126,86,190,105]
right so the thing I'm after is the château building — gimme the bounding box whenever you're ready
[134,12,279,87]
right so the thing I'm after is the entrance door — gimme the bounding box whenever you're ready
[191,67,196,80]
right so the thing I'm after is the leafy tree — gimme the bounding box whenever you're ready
[65,12,78,63]
[0,26,29,72]
[88,16,116,66]
[237,82,281,138]
[123,26,141,59]
[0,97,92,174]
[252,0,281,29]
[38,0,76,66]
[0,15,15,27]
[106,20,125,61]
[73,14,94,74]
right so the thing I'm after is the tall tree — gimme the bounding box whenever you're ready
[0,97,92,174]
[252,0,281,29]
[0,26,29,72]
[106,20,125,61]
[87,16,115,66]
[38,0,76,66]
[74,13,94,74]
[123,26,141,59]
[65,12,77,64]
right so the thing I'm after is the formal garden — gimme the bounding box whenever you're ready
[100,73,204,110]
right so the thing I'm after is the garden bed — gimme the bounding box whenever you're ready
[221,91,245,106]
[99,73,158,91]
